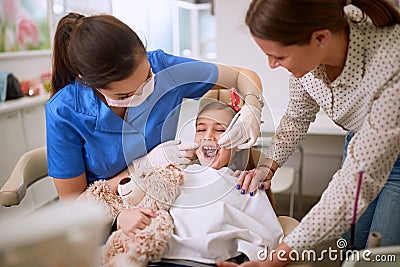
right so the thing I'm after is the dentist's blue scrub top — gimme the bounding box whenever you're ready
[46,49,218,184]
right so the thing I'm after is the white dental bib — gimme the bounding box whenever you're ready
[162,164,284,263]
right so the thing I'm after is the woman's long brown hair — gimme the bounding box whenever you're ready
[246,0,400,46]
[51,12,146,97]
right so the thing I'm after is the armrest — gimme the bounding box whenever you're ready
[0,146,48,207]
[278,216,299,237]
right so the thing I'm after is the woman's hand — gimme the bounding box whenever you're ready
[234,167,272,196]
[178,142,200,162]
[117,208,157,236]
[234,158,278,195]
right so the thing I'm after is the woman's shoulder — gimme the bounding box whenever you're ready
[46,83,76,109]
[46,81,99,117]
[147,49,170,70]
[148,49,197,73]
[347,10,400,54]
[147,49,165,62]
[361,23,400,72]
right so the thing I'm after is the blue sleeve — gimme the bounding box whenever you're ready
[46,102,85,178]
[148,50,219,98]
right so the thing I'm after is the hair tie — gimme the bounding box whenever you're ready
[346,0,352,5]
[229,87,241,112]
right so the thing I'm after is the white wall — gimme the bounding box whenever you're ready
[215,0,291,127]
[112,0,174,52]
[0,50,51,81]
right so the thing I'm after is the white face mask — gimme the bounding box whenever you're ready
[99,72,154,108]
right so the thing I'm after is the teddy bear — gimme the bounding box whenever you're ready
[86,164,184,267]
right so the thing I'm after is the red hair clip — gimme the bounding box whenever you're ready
[229,87,241,112]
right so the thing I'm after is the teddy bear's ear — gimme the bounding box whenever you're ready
[118,177,132,197]
[119,177,131,185]
[118,176,146,205]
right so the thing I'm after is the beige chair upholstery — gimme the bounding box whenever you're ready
[278,215,299,237]
[272,167,296,217]
[0,146,48,207]
[201,88,244,110]
[277,217,317,267]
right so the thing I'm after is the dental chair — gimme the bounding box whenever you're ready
[0,146,57,208]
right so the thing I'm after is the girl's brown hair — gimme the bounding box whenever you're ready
[51,12,146,97]
[197,100,237,121]
[245,0,400,46]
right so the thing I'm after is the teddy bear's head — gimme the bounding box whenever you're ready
[118,164,184,211]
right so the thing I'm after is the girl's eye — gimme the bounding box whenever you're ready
[216,129,225,133]
[196,129,206,133]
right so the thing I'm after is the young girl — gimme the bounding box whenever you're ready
[158,100,282,265]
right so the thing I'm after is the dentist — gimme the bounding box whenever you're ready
[47,12,264,236]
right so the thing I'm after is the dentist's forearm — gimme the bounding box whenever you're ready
[213,64,264,110]
[236,68,263,110]
[214,64,262,93]
[236,67,262,93]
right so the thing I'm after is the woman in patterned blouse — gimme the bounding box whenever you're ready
[219,0,400,266]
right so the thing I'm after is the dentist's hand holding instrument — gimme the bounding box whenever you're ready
[217,104,262,150]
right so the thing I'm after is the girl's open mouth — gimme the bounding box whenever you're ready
[202,145,218,159]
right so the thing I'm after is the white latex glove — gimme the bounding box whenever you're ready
[178,142,199,161]
[132,140,191,170]
[217,105,261,149]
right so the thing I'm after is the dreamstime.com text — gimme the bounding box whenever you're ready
[257,238,398,263]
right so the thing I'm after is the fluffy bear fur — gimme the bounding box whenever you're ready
[87,164,184,267]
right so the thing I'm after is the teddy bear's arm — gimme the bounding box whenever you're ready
[86,180,125,219]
